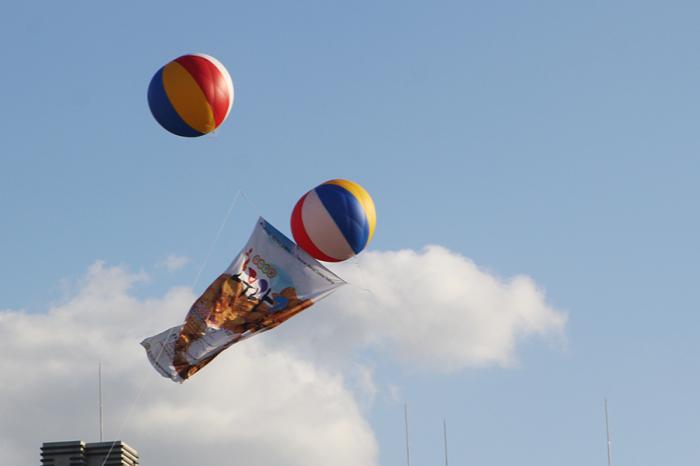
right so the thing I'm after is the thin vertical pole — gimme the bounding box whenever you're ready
[605,398,612,466]
[99,361,104,442]
[443,418,449,466]
[404,403,411,466]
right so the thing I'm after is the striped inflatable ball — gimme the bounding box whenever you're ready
[291,179,376,262]
[147,54,234,137]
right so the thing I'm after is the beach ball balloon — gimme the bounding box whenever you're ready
[147,54,234,137]
[291,179,376,262]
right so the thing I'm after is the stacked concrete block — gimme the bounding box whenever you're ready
[41,441,86,466]
[41,440,138,466]
[85,441,139,466]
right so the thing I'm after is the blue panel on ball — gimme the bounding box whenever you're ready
[315,184,369,254]
[147,67,204,138]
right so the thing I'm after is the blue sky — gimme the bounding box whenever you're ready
[1,1,700,465]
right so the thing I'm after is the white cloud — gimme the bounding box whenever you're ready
[0,263,376,466]
[273,246,567,372]
[158,254,189,272]
[0,246,566,464]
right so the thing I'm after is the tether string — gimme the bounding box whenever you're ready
[100,187,244,466]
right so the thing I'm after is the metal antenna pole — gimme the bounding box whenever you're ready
[605,398,612,466]
[404,403,411,466]
[443,418,449,466]
[99,361,104,442]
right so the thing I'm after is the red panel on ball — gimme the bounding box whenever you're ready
[291,194,338,262]
[175,55,231,127]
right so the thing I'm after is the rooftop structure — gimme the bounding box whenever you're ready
[41,440,138,466]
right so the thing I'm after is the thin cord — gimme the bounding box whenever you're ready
[342,258,377,299]
[239,190,262,219]
[99,188,243,466]
[191,189,242,290]
[348,281,376,298]
[98,369,151,465]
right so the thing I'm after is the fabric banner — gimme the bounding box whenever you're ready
[142,217,345,382]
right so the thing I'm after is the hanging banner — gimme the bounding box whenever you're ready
[142,218,345,382]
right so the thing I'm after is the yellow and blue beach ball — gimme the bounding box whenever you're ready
[147,54,234,137]
[291,179,377,262]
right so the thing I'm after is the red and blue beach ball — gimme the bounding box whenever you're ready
[291,179,377,262]
[147,54,234,137]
